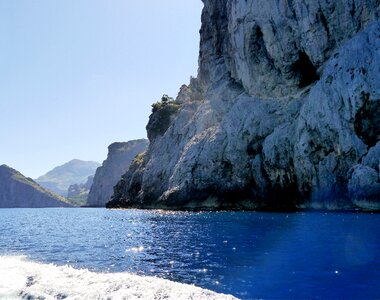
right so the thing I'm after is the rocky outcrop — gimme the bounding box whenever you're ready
[87,139,148,207]
[108,0,380,210]
[67,175,94,206]
[0,165,72,208]
[348,143,380,209]
[36,159,100,196]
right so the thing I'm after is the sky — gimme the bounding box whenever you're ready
[0,0,203,178]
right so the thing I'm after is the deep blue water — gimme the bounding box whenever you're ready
[0,208,379,299]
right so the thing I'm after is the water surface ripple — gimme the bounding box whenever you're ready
[0,208,379,299]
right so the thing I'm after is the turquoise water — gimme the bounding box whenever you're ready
[0,208,379,299]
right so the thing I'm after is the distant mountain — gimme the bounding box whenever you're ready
[35,159,100,196]
[0,165,72,208]
[67,175,94,206]
[87,139,148,207]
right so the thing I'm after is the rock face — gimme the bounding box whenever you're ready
[108,0,380,210]
[0,165,72,208]
[87,139,148,207]
[67,175,94,206]
[35,159,100,196]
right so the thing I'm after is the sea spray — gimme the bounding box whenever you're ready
[0,256,237,300]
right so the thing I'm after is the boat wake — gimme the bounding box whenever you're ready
[0,256,237,299]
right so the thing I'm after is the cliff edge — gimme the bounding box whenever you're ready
[87,139,148,207]
[108,0,380,210]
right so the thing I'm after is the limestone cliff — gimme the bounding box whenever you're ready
[87,139,148,207]
[108,0,380,210]
[0,165,73,208]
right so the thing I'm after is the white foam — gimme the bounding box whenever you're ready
[0,256,237,299]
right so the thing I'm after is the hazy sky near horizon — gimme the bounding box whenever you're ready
[0,1,203,178]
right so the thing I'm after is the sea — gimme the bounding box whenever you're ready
[0,208,379,299]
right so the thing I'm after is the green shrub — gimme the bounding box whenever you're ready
[151,94,176,112]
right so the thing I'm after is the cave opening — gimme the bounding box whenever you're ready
[292,51,319,88]
[248,26,269,65]
[354,93,380,147]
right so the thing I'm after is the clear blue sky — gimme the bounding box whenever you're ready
[0,0,203,178]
